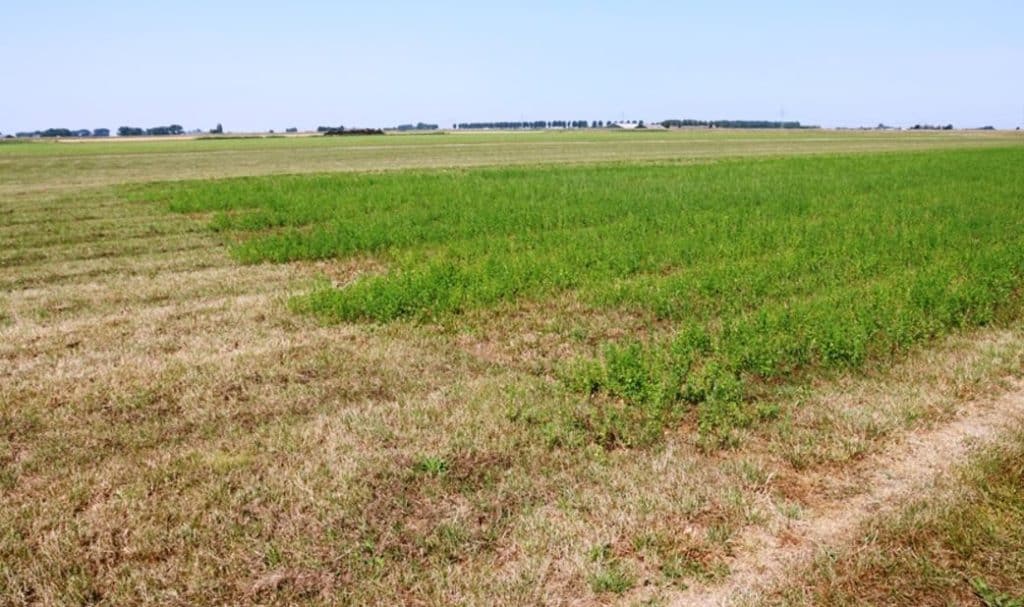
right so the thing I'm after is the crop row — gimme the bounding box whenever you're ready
[132,147,1024,445]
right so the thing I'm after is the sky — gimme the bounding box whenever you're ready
[2,0,1023,133]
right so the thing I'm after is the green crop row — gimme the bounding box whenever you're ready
[130,147,1024,446]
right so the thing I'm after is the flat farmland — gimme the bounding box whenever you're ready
[3,130,1024,606]
[2,128,1022,194]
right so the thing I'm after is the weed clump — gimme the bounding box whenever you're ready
[587,544,637,595]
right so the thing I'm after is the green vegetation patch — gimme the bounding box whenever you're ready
[130,148,1024,446]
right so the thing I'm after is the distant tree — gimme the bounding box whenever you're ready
[143,125,184,136]
[92,128,110,137]
[211,123,224,134]
[286,127,298,133]
[118,126,145,136]
[323,127,383,136]
[395,122,439,131]
[39,128,74,138]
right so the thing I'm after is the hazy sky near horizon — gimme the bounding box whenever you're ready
[2,1,1023,133]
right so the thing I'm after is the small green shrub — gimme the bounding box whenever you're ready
[589,565,636,594]
[587,544,636,594]
[414,455,449,476]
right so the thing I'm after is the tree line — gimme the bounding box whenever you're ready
[451,119,811,130]
[11,123,230,138]
[13,124,211,138]
[393,122,438,131]
[117,124,185,136]
[121,123,226,136]
[321,127,385,136]
[660,119,808,129]
[454,120,598,130]
[14,128,110,138]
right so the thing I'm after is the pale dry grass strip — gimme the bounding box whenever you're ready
[0,232,215,267]
[0,247,226,290]
[668,381,1024,607]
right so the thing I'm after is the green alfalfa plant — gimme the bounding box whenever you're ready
[690,363,749,450]
[971,578,1024,607]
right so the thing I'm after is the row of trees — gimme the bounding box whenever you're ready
[660,119,806,129]
[454,119,808,130]
[394,122,438,131]
[14,128,109,138]
[121,123,225,136]
[10,124,227,138]
[454,120,600,130]
[322,128,384,136]
[117,124,185,136]
[909,124,954,130]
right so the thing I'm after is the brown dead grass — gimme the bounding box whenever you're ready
[669,382,1024,606]
[454,294,666,377]
[755,423,1024,607]
[3,139,1024,606]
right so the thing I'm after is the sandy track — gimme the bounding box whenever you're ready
[670,381,1024,606]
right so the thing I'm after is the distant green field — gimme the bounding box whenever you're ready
[0,129,1009,157]
[3,129,1021,195]
[133,147,1024,446]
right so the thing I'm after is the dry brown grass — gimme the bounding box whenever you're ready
[755,422,1024,607]
[670,381,1024,606]
[3,135,1024,606]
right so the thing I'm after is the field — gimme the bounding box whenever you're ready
[3,129,1024,606]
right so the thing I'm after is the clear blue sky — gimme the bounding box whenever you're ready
[2,0,1023,133]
